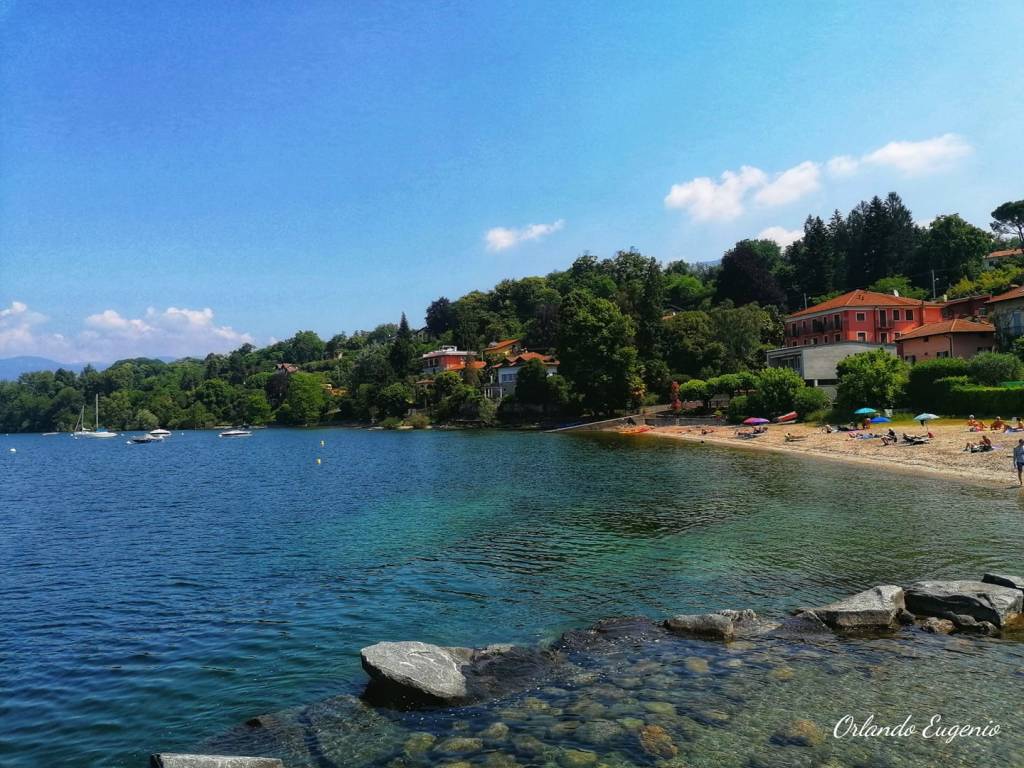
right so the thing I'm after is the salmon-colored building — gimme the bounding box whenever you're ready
[896,318,996,363]
[421,345,473,375]
[783,290,943,348]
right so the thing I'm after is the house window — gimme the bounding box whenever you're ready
[834,334,840,342]
[856,312,865,322]
[834,315,842,329]
[905,310,913,320]
[937,351,949,358]
[857,332,867,342]
[880,332,889,343]
[892,309,900,320]
[905,355,916,364]
[811,337,818,345]
[894,332,901,339]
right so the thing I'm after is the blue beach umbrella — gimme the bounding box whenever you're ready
[869,416,891,423]
[854,407,878,415]
[913,413,939,422]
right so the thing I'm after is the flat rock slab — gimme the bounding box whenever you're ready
[664,613,736,641]
[150,756,283,768]
[361,641,468,703]
[905,580,1023,628]
[814,585,905,630]
[982,573,1024,592]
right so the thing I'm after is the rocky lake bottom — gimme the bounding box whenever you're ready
[204,616,1024,768]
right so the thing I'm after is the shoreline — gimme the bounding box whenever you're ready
[632,422,1024,490]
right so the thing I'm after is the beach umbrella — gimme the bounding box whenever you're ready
[914,413,939,421]
[853,407,878,415]
[743,417,770,425]
[869,416,891,423]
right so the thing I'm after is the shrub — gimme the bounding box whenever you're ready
[407,413,430,429]
[794,387,829,416]
[944,384,1024,416]
[754,367,804,415]
[967,352,1023,386]
[802,407,831,425]
[726,394,749,424]
[379,416,402,429]
[836,349,909,411]
[905,358,969,409]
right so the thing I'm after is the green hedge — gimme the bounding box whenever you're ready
[905,358,969,410]
[944,384,1024,417]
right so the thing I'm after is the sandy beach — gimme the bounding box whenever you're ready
[640,421,1024,488]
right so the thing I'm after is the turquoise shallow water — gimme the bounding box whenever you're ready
[1,429,1022,767]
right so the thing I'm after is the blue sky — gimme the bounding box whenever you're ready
[2,1,1022,361]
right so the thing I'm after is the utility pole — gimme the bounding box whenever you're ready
[931,269,936,300]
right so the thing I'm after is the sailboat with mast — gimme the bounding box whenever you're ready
[73,395,120,439]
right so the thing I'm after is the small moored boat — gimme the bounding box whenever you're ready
[219,428,252,438]
[130,434,163,444]
[149,428,172,437]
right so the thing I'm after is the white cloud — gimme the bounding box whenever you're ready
[485,219,565,251]
[757,226,803,248]
[0,301,253,362]
[666,133,971,223]
[825,136,972,179]
[862,133,972,175]
[826,154,859,178]
[664,166,767,221]
[754,161,821,206]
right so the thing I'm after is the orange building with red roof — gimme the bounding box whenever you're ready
[895,318,995,363]
[783,290,943,348]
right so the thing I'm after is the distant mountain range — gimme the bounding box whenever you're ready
[0,355,177,380]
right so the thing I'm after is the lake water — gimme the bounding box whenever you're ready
[1,429,1023,767]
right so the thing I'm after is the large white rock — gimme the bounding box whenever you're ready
[150,756,283,768]
[360,641,468,702]
[905,580,1023,628]
[814,585,905,630]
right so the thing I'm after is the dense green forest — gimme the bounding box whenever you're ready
[1,195,1021,432]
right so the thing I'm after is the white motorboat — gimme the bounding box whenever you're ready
[149,428,172,437]
[218,428,252,438]
[130,434,163,444]
[73,395,120,439]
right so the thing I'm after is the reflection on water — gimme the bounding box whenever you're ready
[1,429,1022,766]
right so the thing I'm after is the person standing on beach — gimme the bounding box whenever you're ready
[1014,439,1024,486]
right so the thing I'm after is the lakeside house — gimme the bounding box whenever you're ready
[939,294,990,320]
[421,345,474,376]
[485,352,559,399]
[767,290,944,393]
[985,286,1024,346]
[483,338,523,359]
[896,318,996,363]
[984,248,1024,270]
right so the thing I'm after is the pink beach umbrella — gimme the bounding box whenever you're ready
[743,417,770,425]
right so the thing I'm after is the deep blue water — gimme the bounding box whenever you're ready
[1,428,1022,767]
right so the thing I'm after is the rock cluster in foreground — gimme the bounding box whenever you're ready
[156,571,1024,765]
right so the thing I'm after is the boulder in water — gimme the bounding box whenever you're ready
[904,580,1022,628]
[664,613,735,640]
[982,573,1024,593]
[150,757,283,768]
[813,585,905,630]
[361,641,469,704]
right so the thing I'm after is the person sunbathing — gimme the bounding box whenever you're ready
[965,435,994,453]
[902,432,929,445]
[990,417,1005,431]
